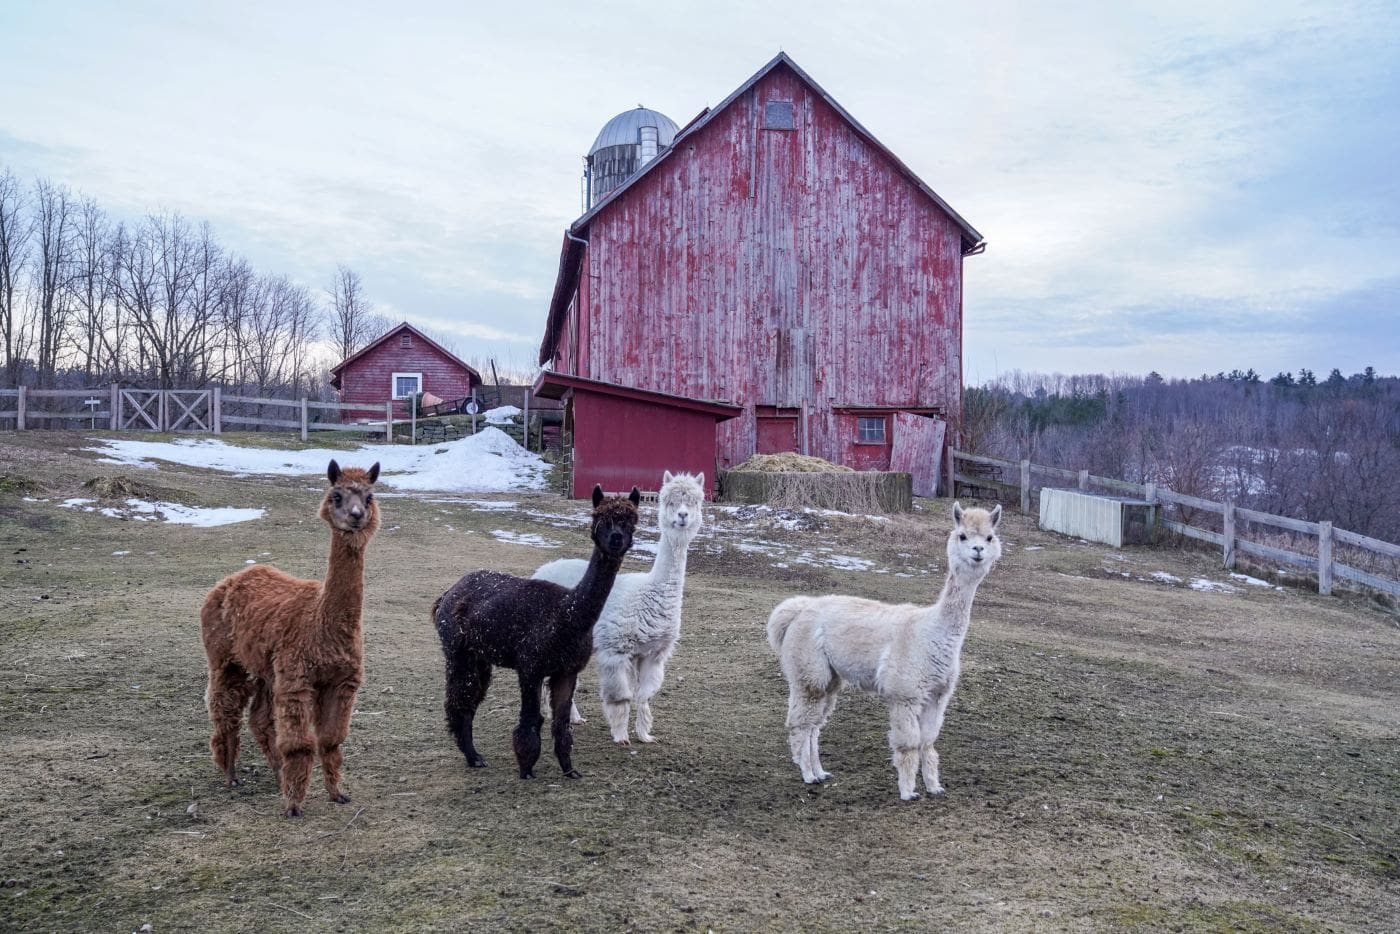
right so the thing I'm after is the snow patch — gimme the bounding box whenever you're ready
[60,497,263,526]
[490,530,562,549]
[1189,578,1240,594]
[1150,571,1182,584]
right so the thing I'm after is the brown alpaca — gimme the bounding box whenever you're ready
[200,459,380,817]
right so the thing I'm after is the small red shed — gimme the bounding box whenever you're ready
[330,322,482,419]
[533,371,740,499]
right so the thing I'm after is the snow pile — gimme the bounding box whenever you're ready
[59,497,263,526]
[84,427,548,493]
[1189,578,1240,594]
[484,405,521,424]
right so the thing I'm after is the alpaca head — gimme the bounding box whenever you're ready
[947,501,1002,576]
[589,483,641,561]
[321,459,381,543]
[658,470,705,541]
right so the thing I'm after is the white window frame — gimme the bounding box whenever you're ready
[856,415,887,444]
[391,372,422,399]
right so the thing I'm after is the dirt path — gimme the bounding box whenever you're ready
[1,432,1396,932]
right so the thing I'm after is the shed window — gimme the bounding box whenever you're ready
[856,416,887,444]
[392,372,422,399]
[400,333,412,348]
[764,100,795,130]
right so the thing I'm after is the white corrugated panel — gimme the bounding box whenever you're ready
[1039,489,1124,547]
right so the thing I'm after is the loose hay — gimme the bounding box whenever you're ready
[82,476,158,500]
[732,453,853,473]
[722,469,911,513]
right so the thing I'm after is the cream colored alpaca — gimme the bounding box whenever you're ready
[767,502,1002,801]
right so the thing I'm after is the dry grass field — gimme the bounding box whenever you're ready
[1,431,1397,933]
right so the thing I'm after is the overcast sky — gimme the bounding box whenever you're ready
[2,0,1396,382]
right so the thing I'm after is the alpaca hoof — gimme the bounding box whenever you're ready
[563,769,583,779]
[225,777,243,788]
[282,805,304,818]
[636,734,657,744]
[818,770,834,781]
[467,756,488,768]
[330,792,351,804]
[803,775,826,785]
[928,785,946,796]
[614,738,631,747]
[519,770,535,780]
[901,792,922,802]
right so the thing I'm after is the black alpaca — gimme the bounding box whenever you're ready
[433,485,640,779]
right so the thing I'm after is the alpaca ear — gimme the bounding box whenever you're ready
[952,500,963,525]
[990,503,1002,527]
[629,486,641,506]
[592,484,604,508]
[663,470,673,484]
[367,462,380,484]
[697,472,705,488]
[327,460,341,484]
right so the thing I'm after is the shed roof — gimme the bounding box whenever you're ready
[330,322,483,390]
[533,371,743,421]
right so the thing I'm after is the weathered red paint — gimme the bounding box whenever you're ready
[533,372,739,499]
[539,54,981,484]
[330,323,481,420]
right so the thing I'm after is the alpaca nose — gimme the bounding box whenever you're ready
[350,505,364,519]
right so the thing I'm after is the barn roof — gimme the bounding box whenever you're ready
[540,52,985,365]
[329,321,483,390]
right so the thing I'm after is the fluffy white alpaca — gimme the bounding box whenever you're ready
[767,501,1002,800]
[532,471,704,744]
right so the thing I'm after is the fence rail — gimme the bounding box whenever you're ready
[948,449,1399,599]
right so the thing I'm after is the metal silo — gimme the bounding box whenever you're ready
[583,106,680,210]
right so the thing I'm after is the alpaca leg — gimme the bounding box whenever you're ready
[548,671,583,779]
[888,701,923,801]
[541,677,586,724]
[595,651,635,745]
[445,654,492,768]
[919,691,953,795]
[633,652,668,744]
[512,673,545,779]
[207,663,255,787]
[786,686,835,784]
[248,682,281,777]
[316,678,361,804]
[272,679,317,817]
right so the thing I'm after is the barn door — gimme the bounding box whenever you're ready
[755,415,799,454]
[890,413,946,498]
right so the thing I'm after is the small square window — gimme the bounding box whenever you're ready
[857,416,886,444]
[392,373,422,398]
[400,334,412,348]
[764,100,795,130]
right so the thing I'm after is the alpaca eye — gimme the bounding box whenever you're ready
[986,535,993,542]
[959,533,967,541]
[333,493,342,506]
[365,494,374,504]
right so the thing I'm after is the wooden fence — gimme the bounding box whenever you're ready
[947,449,1400,599]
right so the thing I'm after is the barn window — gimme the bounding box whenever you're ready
[400,333,412,348]
[856,416,887,444]
[391,372,422,399]
[764,100,795,130]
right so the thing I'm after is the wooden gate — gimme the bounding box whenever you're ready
[166,390,211,431]
[890,413,946,498]
[119,389,162,430]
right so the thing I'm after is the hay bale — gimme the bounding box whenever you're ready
[721,469,912,514]
[732,453,853,473]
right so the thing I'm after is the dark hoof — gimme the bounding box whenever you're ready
[467,755,488,768]
[519,770,535,780]
[226,778,243,788]
[330,793,351,804]
[282,805,304,818]
[563,769,583,779]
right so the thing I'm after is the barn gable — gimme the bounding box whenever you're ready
[330,322,482,418]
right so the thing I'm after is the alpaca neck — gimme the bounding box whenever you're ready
[924,565,987,645]
[315,531,368,641]
[646,527,692,590]
[563,546,625,630]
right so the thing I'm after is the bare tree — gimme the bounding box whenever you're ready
[327,265,378,363]
[67,197,115,382]
[0,169,33,386]
[31,179,77,388]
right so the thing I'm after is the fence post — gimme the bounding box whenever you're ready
[300,397,309,442]
[1143,482,1157,541]
[16,385,25,430]
[1318,521,1334,596]
[522,392,530,451]
[212,387,221,434]
[1019,459,1031,514]
[410,395,417,445]
[945,449,956,499]
[1078,469,1089,490]
[110,383,119,430]
[1222,501,1236,569]
[385,401,393,444]
[159,391,168,432]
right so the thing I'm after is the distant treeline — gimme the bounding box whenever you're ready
[965,368,1399,540]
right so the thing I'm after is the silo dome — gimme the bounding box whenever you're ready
[585,106,679,209]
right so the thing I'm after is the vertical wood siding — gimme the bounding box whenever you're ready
[559,63,965,472]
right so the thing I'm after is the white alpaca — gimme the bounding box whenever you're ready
[532,471,705,744]
[767,502,1002,801]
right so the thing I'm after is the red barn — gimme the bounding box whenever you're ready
[330,322,482,419]
[537,53,983,497]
